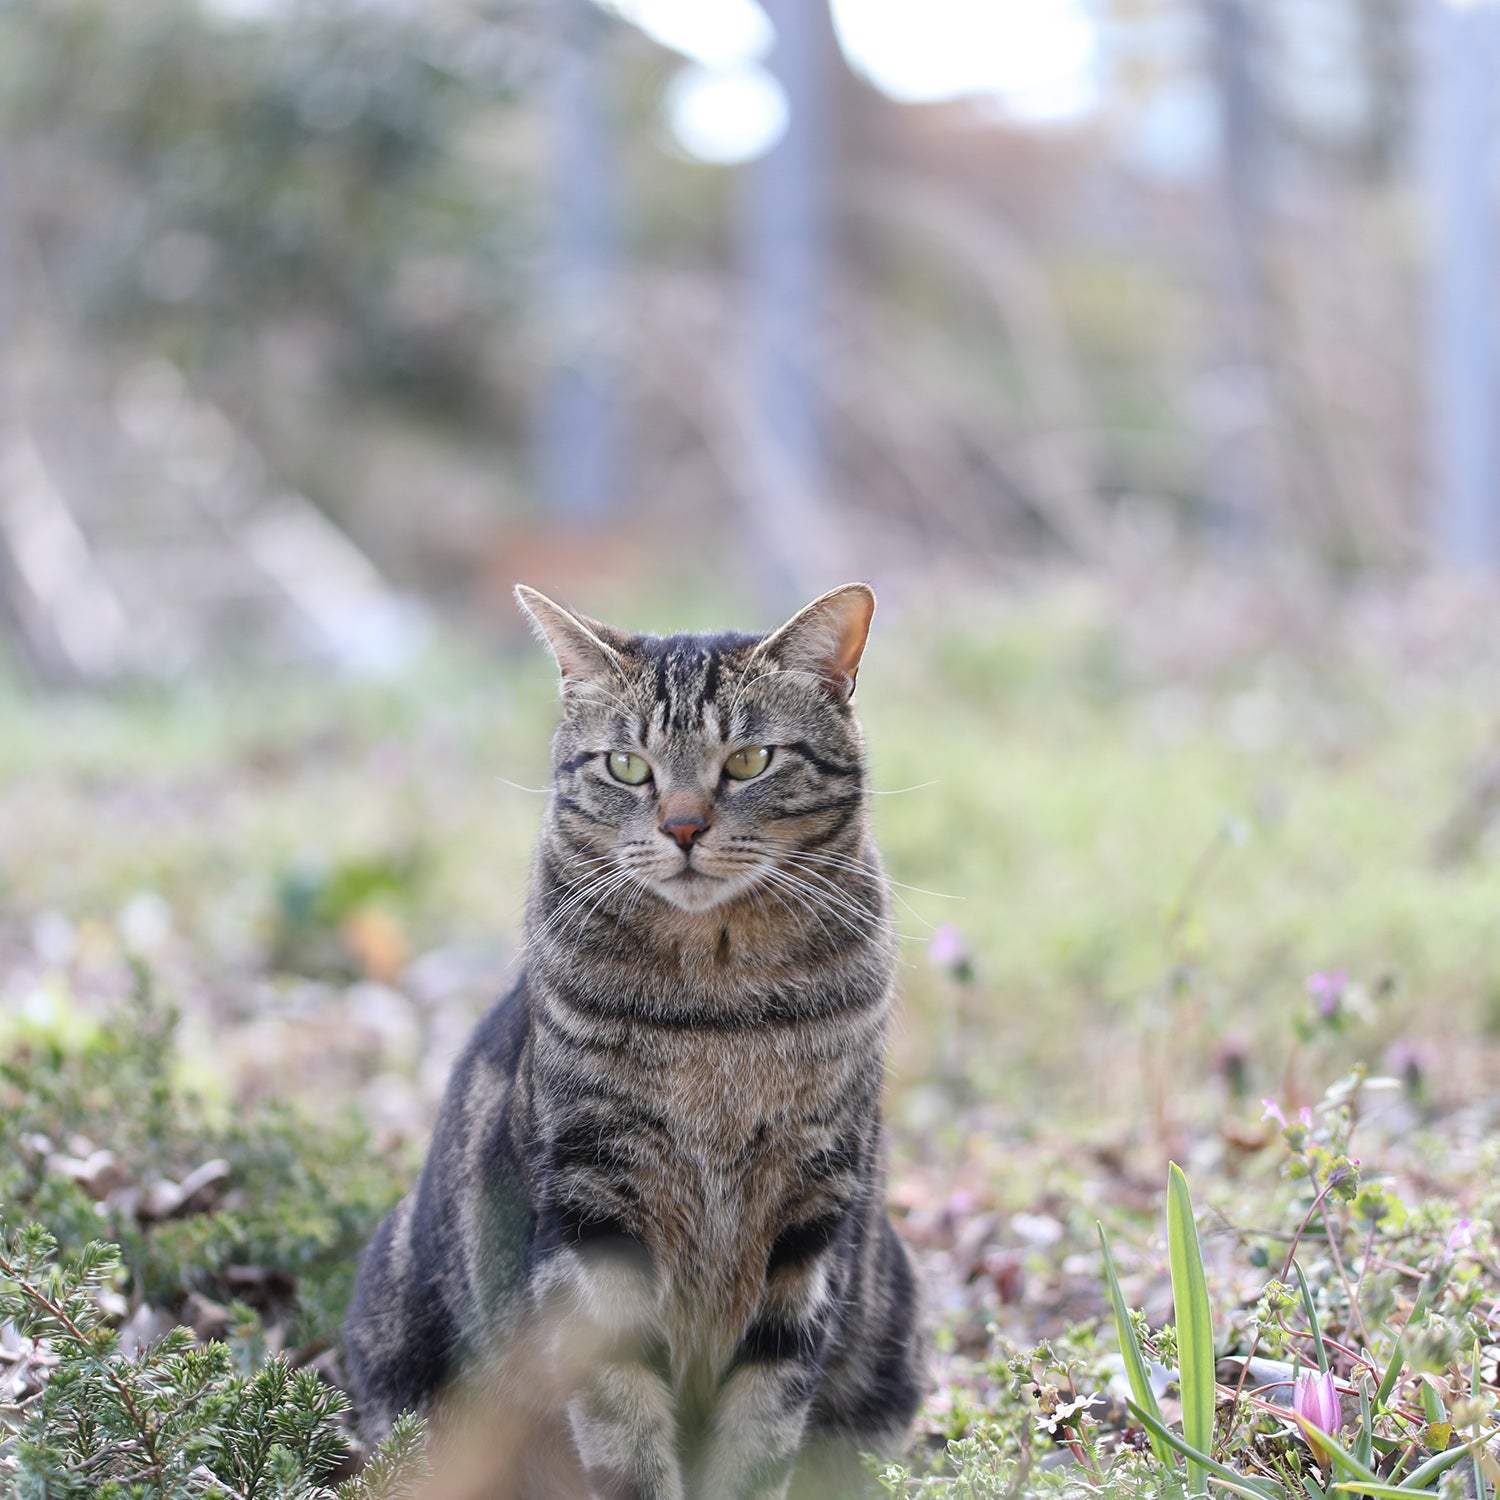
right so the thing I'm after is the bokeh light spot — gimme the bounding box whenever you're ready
[664,62,788,165]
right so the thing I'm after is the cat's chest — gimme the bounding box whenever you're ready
[526,959,885,1355]
[618,1028,856,1323]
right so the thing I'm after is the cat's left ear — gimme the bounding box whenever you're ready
[753,583,875,703]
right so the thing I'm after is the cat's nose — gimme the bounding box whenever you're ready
[660,813,708,849]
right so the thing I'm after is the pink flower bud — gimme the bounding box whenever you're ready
[1293,1369,1340,1435]
[1445,1218,1474,1260]
[927,925,970,975]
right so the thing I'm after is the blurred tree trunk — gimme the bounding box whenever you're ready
[539,0,617,523]
[0,155,28,678]
[739,0,841,601]
[1202,0,1280,545]
[1425,0,1500,567]
[1356,0,1412,181]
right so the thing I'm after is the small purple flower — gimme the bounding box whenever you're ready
[928,926,965,966]
[1261,1099,1287,1129]
[1306,969,1347,1019]
[1293,1369,1340,1435]
[1445,1218,1474,1261]
[927,926,973,980]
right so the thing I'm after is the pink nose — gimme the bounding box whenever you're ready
[661,814,707,849]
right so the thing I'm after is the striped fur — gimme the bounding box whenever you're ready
[344,584,924,1498]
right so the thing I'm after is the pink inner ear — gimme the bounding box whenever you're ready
[766,588,874,695]
[829,603,872,679]
[816,591,874,686]
[536,616,615,681]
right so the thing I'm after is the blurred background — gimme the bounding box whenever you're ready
[4,0,1500,1197]
[1,0,1499,682]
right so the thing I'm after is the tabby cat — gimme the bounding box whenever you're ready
[344,583,923,1499]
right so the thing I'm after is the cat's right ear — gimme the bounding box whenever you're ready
[752,582,875,703]
[514,585,629,692]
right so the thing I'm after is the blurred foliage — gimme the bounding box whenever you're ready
[271,850,427,982]
[0,969,400,1352]
[0,0,537,423]
[0,0,1445,578]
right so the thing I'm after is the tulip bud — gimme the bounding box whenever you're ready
[1293,1369,1340,1435]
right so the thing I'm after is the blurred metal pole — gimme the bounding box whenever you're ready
[740,0,839,599]
[1426,0,1500,568]
[539,0,617,523]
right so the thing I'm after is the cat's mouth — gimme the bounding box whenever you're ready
[655,860,749,912]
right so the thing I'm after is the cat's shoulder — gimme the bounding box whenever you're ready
[471,971,532,1066]
[434,971,532,1118]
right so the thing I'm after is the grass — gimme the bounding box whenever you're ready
[3,570,1500,1495]
[5,581,1499,1111]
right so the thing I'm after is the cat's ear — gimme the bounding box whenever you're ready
[514,585,629,692]
[753,583,875,702]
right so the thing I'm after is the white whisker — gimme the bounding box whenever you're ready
[528,863,634,949]
[782,867,899,935]
[754,862,900,941]
[755,867,843,950]
[786,857,937,934]
[567,867,645,942]
[781,848,962,904]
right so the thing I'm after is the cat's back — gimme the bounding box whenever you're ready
[344,975,535,1436]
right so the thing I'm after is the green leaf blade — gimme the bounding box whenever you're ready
[1329,1483,1441,1499]
[1471,1340,1487,1500]
[1099,1221,1174,1470]
[1126,1400,1283,1500]
[1168,1163,1217,1497]
[1293,1260,1329,1377]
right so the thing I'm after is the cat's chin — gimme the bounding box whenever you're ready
[652,868,746,913]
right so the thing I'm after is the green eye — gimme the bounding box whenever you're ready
[607,751,652,786]
[724,746,772,781]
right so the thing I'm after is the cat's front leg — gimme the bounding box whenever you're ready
[565,1357,683,1500]
[696,1241,842,1500]
[695,1355,814,1500]
[532,1220,684,1500]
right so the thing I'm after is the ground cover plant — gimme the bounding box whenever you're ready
[0,977,423,1496]
[887,1070,1500,1497]
[3,571,1500,1496]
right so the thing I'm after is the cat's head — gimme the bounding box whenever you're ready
[516,584,875,914]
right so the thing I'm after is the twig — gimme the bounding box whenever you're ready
[0,1248,164,1482]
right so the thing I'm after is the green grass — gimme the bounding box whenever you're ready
[3,585,1499,1116]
